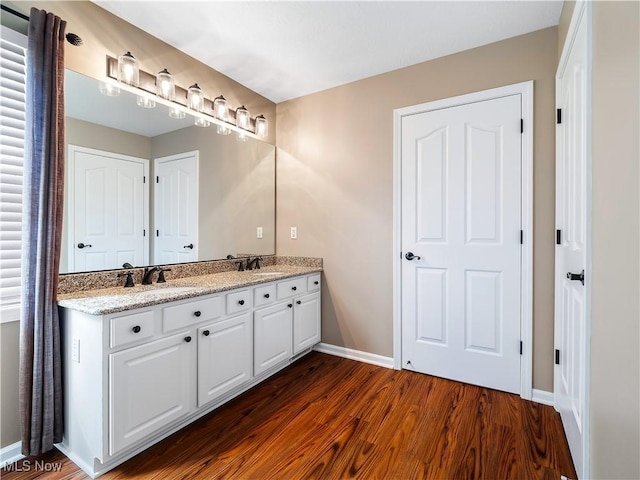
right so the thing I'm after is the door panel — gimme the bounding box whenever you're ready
[154,151,198,264]
[555,5,588,477]
[70,146,147,272]
[401,94,522,394]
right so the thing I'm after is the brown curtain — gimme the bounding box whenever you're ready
[19,7,66,456]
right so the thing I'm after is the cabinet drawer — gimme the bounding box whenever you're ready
[277,277,307,300]
[254,283,276,308]
[307,274,321,292]
[226,289,251,315]
[163,296,223,333]
[110,310,155,349]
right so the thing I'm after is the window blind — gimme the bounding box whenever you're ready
[0,29,27,322]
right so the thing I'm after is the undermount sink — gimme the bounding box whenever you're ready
[252,271,284,276]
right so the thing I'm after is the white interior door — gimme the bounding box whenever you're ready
[401,94,523,394]
[68,146,148,272]
[555,3,589,478]
[153,151,199,264]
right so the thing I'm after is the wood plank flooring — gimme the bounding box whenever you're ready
[1,352,577,479]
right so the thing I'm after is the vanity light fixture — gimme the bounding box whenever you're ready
[235,105,250,130]
[169,106,186,119]
[255,115,268,138]
[217,124,232,135]
[98,81,120,97]
[117,51,139,86]
[194,116,211,128]
[136,95,156,109]
[213,95,228,121]
[187,83,204,112]
[156,68,175,101]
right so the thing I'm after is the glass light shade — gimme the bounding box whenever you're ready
[236,130,248,142]
[169,106,186,119]
[194,116,210,127]
[136,95,156,108]
[213,95,228,121]
[187,83,204,112]
[235,105,250,130]
[156,68,175,101]
[255,115,268,138]
[217,124,231,135]
[98,81,120,97]
[117,51,139,86]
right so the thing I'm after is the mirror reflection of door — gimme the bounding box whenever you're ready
[67,145,149,272]
[153,151,199,265]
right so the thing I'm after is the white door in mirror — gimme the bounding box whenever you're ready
[68,145,148,272]
[154,151,199,264]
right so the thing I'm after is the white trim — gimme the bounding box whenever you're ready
[392,81,535,399]
[0,441,24,469]
[313,343,394,369]
[532,389,555,407]
[554,1,591,479]
[66,145,150,272]
[0,304,20,323]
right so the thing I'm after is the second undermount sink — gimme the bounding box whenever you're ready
[252,271,284,276]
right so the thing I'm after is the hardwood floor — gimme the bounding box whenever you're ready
[1,352,577,480]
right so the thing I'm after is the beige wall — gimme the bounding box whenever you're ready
[276,27,558,391]
[589,2,640,478]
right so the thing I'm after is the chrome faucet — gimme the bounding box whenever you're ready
[142,266,160,285]
[246,256,262,270]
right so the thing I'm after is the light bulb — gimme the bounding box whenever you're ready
[117,51,139,86]
[236,105,250,130]
[255,115,268,138]
[187,84,204,112]
[213,95,228,121]
[156,68,175,101]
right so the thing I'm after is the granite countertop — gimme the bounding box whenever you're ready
[57,265,322,316]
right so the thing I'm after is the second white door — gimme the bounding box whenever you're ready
[153,151,199,264]
[401,93,523,394]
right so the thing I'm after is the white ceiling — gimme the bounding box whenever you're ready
[93,1,563,103]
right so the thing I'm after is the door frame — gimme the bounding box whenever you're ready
[392,81,534,399]
[554,0,591,477]
[66,145,150,272]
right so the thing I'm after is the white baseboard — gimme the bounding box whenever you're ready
[313,343,394,369]
[532,389,555,406]
[0,441,23,469]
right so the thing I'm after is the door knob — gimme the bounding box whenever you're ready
[566,269,585,286]
[405,252,421,261]
[183,243,194,249]
[77,242,92,249]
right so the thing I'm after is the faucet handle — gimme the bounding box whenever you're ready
[117,271,135,288]
[235,261,245,272]
[157,268,172,283]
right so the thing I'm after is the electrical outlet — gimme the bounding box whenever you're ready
[256,226,263,239]
[290,226,297,239]
[72,338,80,363]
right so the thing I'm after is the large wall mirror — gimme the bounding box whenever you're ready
[60,70,275,274]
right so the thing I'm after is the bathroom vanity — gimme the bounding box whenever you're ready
[56,265,321,478]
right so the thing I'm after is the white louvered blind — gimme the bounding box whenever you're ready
[0,29,27,322]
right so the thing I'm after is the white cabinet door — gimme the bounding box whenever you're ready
[109,331,193,455]
[293,292,321,355]
[254,302,293,376]
[197,313,252,407]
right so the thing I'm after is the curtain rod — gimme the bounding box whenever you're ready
[1,5,29,22]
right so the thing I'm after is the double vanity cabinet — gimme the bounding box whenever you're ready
[57,269,321,478]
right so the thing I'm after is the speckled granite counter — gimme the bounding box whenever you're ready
[58,264,322,316]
